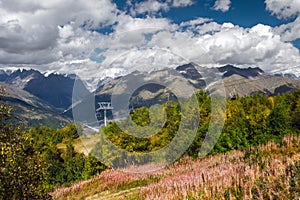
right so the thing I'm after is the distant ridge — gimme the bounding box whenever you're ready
[0,68,90,111]
[0,68,90,128]
[0,82,71,128]
[218,64,264,78]
[1,64,300,127]
[66,63,300,126]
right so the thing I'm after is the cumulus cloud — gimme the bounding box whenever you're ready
[212,0,231,12]
[171,0,194,8]
[129,0,194,15]
[265,0,300,19]
[87,19,300,86]
[113,15,176,34]
[180,17,213,27]
[130,0,169,16]
[0,0,119,28]
[273,17,300,42]
[265,0,300,43]
[145,22,300,71]
[0,0,118,64]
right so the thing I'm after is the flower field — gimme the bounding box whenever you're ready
[52,135,299,200]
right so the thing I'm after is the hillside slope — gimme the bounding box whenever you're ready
[0,69,90,111]
[0,83,71,128]
[52,135,300,200]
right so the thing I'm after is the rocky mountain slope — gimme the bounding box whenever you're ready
[219,65,300,97]
[67,63,300,127]
[0,69,90,111]
[0,83,71,128]
[0,69,91,128]
[1,64,300,128]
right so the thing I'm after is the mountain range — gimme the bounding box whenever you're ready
[1,64,300,128]
[0,69,89,128]
[68,63,300,128]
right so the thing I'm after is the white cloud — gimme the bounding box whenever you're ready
[113,15,176,34]
[273,17,300,41]
[102,47,187,73]
[212,0,231,12]
[99,15,177,51]
[265,0,300,43]
[172,0,194,7]
[197,23,300,70]
[0,0,118,64]
[265,0,300,19]
[129,0,194,16]
[194,22,222,35]
[180,17,212,27]
[107,21,300,75]
[74,19,300,88]
[0,0,119,29]
[130,0,169,16]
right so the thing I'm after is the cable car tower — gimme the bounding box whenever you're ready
[230,87,238,100]
[96,102,113,126]
[165,91,174,108]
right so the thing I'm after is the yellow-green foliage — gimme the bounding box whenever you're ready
[95,89,300,161]
[0,87,50,199]
[27,124,106,188]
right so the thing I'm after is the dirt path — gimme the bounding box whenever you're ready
[85,186,144,200]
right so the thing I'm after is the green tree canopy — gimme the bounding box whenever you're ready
[0,87,50,199]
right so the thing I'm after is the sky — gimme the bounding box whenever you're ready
[1,0,300,89]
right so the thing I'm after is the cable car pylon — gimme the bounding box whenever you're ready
[96,102,113,126]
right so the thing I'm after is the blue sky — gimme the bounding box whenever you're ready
[112,0,293,28]
[1,0,300,88]
[151,0,281,27]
